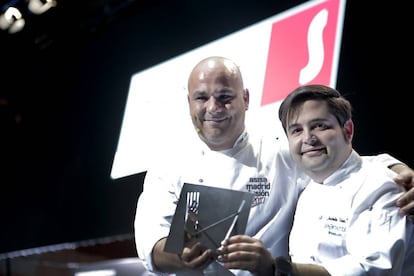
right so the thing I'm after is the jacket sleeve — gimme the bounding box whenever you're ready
[134,164,180,273]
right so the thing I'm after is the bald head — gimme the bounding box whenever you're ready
[187,56,249,150]
[188,56,244,91]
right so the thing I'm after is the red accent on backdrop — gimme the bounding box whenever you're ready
[261,0,341,106]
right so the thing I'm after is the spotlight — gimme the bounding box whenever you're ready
[0,6,25,33]
[0,0,58,34]
[28,0,57,15]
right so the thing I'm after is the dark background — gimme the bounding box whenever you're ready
[0,0,412,255]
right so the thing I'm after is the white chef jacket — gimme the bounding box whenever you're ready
[289,150,414,276]
[134,131,403,276]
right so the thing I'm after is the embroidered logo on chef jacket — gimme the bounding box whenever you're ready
[323,215,348,237]
[246,176,271,207]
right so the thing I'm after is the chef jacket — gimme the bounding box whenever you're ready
[289,150,414,276]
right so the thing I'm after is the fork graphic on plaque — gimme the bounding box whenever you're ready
[165,183,254,255]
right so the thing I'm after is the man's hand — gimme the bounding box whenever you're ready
[393,165,414,218]
[152,237,215,273]
[217,235,275,275]
[177,238,216,271]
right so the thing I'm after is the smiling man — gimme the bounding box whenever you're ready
[277,84,414,275]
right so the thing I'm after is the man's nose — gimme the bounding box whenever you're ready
[304,130,317,144]
[206,97,222,112]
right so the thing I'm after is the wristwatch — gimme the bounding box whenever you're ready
[273,256,293,276]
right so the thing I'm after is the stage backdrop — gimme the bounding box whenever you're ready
[111,0,347,179]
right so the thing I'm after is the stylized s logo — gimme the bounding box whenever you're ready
[299,9,328,84]
[261,0,344,106]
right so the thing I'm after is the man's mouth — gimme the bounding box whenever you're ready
[301,147,326,156]
[204,116,228,123]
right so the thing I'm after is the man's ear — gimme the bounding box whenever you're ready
[344,119,354,142]
[244,88,250,110]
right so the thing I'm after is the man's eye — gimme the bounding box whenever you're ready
[217,94,233,101]
[290,128,301,135]
[315,123,327,130]
[195,96,208,101]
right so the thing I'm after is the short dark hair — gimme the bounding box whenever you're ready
[278,84,352,133]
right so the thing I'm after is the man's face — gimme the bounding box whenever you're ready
[286,99,352,182]
[187,62,249,151]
